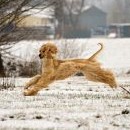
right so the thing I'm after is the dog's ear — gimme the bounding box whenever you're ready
[47,45,58,58]
[40,44,46,52]
[51,46,58,54]
[47,44,58,54]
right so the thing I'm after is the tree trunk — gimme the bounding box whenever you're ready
[0,53,5,77]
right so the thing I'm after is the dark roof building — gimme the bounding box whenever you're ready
[63,5,107,38]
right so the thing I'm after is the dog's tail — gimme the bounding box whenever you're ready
[88,43,103,60]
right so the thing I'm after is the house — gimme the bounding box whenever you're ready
[108,23,130,38]
[18,8,54,27]
[17,8,55,39]
[63,5,107,38]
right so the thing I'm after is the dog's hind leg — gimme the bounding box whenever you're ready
[82,62,117,88]
[25,74,41,89]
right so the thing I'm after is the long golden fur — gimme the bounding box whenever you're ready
[24,42,117,96]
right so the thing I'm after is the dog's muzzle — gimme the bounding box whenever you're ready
[39,54,42,59]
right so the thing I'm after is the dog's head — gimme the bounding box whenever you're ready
[39,42,58,59]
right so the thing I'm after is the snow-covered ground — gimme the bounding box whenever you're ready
[0,38,130,130]
[0,76,130,130]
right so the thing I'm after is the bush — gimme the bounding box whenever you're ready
[5,58,40,77]
[19,61,40,77]
[0,77,15,90]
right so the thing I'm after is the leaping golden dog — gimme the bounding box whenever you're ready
[24,42,117,96]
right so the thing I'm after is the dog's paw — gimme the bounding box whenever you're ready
[23,89,37,96]
[23,90,30,96]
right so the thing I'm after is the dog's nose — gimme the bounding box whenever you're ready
[39,54,41,58]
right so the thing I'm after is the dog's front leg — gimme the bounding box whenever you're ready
[25,74,41,89]
[24,75,54,96]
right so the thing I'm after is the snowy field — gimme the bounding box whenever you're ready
[0,38,130,130]
[4,38,130,75]
[0,76,130,130]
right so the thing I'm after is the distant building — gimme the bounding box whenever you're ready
[108,23,130,38]
[18,8,54,27]
[17,8,55,39]
[63,5,107,38]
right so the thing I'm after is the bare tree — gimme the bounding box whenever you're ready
[65,0,85,27]
[0,0,55,76]
[108,0,130,23]
[57,39,86,59]
[52,0,86,38]
[53,0,64,37]
[0,53,5,77]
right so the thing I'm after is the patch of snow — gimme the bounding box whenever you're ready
[0,76,130,130]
